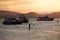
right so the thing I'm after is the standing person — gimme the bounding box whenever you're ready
[57,21,59,23]
[29,23,31,31]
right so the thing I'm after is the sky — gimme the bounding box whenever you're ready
[0,0,60,13]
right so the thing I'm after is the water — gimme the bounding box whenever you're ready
[0,18,60,40]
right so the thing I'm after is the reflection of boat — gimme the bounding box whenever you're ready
[3,15,29,25]
[37,16,54,21]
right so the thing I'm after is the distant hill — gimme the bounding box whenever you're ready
[47,12,60,18]
[25,12,40,18]
[0,10,40,18]
[0,10,60,18]
[0,10,21,18]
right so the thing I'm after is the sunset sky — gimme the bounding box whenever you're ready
[0,0,60,13]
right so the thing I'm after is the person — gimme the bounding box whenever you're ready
[57,21,59,23]
[29,23,31,31]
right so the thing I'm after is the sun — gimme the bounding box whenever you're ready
[32,0,60,12]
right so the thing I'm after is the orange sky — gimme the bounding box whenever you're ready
[0,0,60,13]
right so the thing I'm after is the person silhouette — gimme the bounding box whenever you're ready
[57,21,59,23]
[28,23,31,31]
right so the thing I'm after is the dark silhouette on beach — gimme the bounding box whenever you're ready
[37,16,54,21]
[3,15,29,25]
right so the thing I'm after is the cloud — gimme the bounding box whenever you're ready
[0,0,60,13]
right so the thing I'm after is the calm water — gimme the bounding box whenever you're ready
[0,19,60,40]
